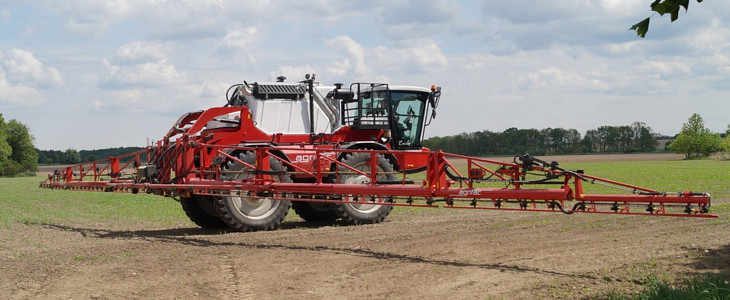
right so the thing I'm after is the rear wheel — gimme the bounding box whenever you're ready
[180,195,227,229]
[332,151,395,225]
[215,151,291,232]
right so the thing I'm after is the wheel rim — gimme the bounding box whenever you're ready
[230,195,280,220]
[342,161,384,213]
[225,152,285,220]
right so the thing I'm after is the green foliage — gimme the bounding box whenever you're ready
[7,119,38,172]
[0,114,38,176]
[631,0,704,38]
[423,122,658,156]
[63,148,81,164]
[603,273,730,300]
[669,113,727,158]
[0,114,12,165]
[630,17,651,38]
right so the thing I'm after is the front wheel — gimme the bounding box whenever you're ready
[215,151,291,232]
[332,151,395,225]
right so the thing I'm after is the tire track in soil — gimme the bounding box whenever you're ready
[219,254,256,300]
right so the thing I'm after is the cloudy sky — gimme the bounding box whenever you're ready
[1,0,728,150]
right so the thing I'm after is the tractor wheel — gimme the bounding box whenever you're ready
[180,195,227,229]
[215,151,291,232]
[292,200,338,222]
[332,151,395,225]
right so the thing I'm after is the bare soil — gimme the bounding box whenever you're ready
[4,153,728,299]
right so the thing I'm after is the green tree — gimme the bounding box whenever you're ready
[631,0,704,38]
[63,149,81,164]
[631,122,659,152]
[669,113,726,158]
[0,114,14,175]
[0,114,39,175]
[6,120,38,172]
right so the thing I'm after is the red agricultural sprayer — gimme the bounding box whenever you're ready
[40,74,715,231]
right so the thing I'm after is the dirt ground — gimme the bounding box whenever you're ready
[4,153,728,299]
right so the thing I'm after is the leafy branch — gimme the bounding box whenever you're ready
[630,0,704,38]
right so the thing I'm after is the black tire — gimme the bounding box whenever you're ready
[180,195,228,229]
[215,151,291,232]
[292,199,338,222]
[332,151,395,225]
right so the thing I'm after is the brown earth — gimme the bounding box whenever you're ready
[4,153,728,299]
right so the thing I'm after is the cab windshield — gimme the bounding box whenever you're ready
[390,91,427,149]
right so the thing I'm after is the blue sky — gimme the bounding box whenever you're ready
[1,0,728,150]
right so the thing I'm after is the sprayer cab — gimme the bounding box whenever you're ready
[332,83,441,150]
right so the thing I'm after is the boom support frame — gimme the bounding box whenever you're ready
[40,144,715,218]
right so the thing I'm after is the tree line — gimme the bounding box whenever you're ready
[36,146,145,165]
[423,122,660,156]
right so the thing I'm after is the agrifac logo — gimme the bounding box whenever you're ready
[458,189,480,196]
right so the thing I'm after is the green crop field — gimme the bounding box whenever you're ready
[0,176,189,229]
[558,160,730,200]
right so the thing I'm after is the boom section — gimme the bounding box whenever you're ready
[40,145,715,218]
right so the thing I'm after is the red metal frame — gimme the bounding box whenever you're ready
[40,143,715,218]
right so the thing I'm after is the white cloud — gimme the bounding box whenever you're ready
[326,59,352,78]
[47,0,134,37]
[135,0,230,40]
[518,66,611,92]
[0,48,62,107]
[20,26,36,35]
[217,27,260,53]
[276,0,365,23]
[375,40,448,71]
[325,35,369,77]
[377,0,460,40]
[101,59,188,89]
[638,61,692,76]
[1,49,63,88]
[325,35,447,81]
[687,17,730,55]
[115,41,169,63]
[0,68,45,107]
[91,80,221,115]
[1,8,10,22]
[101,42,187,89]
